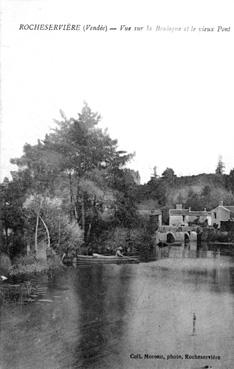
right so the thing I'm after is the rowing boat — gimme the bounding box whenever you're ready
[76,254,139,264]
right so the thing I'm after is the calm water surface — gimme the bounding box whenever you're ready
[0,243,234,369]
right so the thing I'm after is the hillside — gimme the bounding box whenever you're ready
[166,174,234,208]
[138,173,234,211]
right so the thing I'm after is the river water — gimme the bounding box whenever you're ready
[0,243,234,369]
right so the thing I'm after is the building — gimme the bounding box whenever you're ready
[210,201,234,228]
[169,204,211,227]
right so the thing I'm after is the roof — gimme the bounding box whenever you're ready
[188,211,210,216]
[169,209,189,216]
[211,205,234,213]
[224,206,234,212]
[137,209,162,216]
[169,209,209,216]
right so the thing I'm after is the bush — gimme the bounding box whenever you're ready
[8,254,62,277]
[0,253,12,274]
[88,224,155,257]
[12,255,37,266]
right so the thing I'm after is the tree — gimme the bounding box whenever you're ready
[227,168,234,194]
[0,176,28,256]
[162,168,176,183]
[23,194,83,254]
[215,156,225,175]
[23,194,50,252]
[43,104,133,240]
[11,142,63,195]
[10,103,135,245]
[184,190,202,210]
[109,168,138,227]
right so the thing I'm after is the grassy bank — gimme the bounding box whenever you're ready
[8,255,63,277]
[0,255,64,305]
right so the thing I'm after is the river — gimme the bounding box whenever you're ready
[0,243,234,369]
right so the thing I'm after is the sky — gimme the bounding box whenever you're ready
[1,0,234,183]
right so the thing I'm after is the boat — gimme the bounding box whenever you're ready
[62,256,76,266]
[76,253,139,265]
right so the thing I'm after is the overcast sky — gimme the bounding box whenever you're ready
[1,0,234,183]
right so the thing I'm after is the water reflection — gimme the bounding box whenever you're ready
[0,243,234,369]
[71,266,132,368]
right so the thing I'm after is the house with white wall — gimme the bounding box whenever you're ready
[169,204,211,227]
[210,201,234,228]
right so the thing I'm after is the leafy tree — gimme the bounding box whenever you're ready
[11,143,61,195]
[162,167,176,179]
[0,176,28,256]
[227,168,234,194]
[215,156,225,175]
[23,195,83,255]
[10,103,135,246]
[201,185,211,198]
[107,167,138,227]
[184,190,202,210]
[162,167,176,185]
[23,194,51,252]
[137,176,166,206]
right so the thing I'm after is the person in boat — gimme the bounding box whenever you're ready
[116,246,124,257]
[87,246,93,256]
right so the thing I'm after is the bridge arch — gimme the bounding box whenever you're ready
[184,232,190,243]
[166,232,176,243]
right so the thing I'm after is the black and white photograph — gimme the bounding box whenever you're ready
[0,1,234,368]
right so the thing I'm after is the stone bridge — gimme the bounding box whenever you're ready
[156,225,197,244]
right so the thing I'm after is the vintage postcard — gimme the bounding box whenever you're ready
[0,1,234,368]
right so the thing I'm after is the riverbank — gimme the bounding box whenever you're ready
[0,255,64,305]
[8,255,63,277]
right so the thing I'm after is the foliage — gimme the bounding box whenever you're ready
[184,185,234,211]
[108,168,138,227]
[0,253,12,275]
[138,177,166,206]
[137,199,159,210]
[184,190,203,210]
[0,176,28,255]
[226,168,234,194]
[89,224,154,257]
[8,255,62,277]
[161,167,176,182]
[2,103,135,257]
[215,156,225,175]
[5,103,234,262]
[23,195,83,254]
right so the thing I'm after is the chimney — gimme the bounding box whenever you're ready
[219,200,224,206]
[189,207,191,212]
[176,204,182,210]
